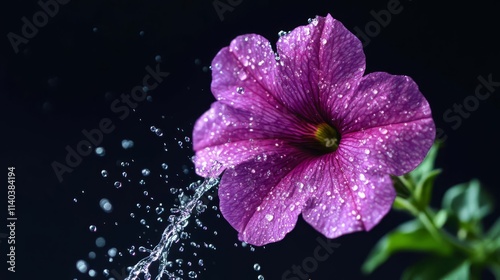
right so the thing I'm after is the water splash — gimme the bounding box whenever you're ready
[125,164,221,280]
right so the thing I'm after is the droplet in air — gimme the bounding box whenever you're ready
[89,225,97,232]
[142,168,151,176]
[76,260,88,273]
[155,207,164,214]
[114,181,122,188]
[253,263,261,271]
[161,163,169,170]
[154,128,163,137]
[95,237,106,247]
[278,30,287,37]
[99,198,113,213]
[121,139,134,149]
[107,247,117,257]
[95,147,105,156]
[101,170,108,177]
[236,87,245,94]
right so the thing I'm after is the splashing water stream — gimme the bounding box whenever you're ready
[125,164,221,280]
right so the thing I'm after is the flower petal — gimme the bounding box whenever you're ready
[301,152,395,238]
[335,72,435,175]
[219,151,319,246]
[192,102,313,177]
[211,34,281,111]
[337,72,434,133]
[275,14,366,123]
[340,119,435,176]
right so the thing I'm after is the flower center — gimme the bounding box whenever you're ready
[313,123,340,153]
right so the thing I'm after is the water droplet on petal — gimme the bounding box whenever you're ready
[358,192,366,199]
[236,87,245,94]
[238,71,247,81]
[265,214,274,222]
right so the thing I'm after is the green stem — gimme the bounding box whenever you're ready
[421,207,474,256]
[395,197,474,256]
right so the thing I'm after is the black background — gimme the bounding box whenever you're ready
[1,0,500,279]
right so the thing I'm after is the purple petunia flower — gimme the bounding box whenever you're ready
[192,14,435,246]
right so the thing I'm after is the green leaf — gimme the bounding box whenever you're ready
[362,220,452,274]
[393,196,414,212]
[414,168,442,208]
[486,217,500,240]
[434,209,448,228]
[442,179,493,224]
[392,175,412,199]
[402,257,470,280]
[409,141,441,184]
